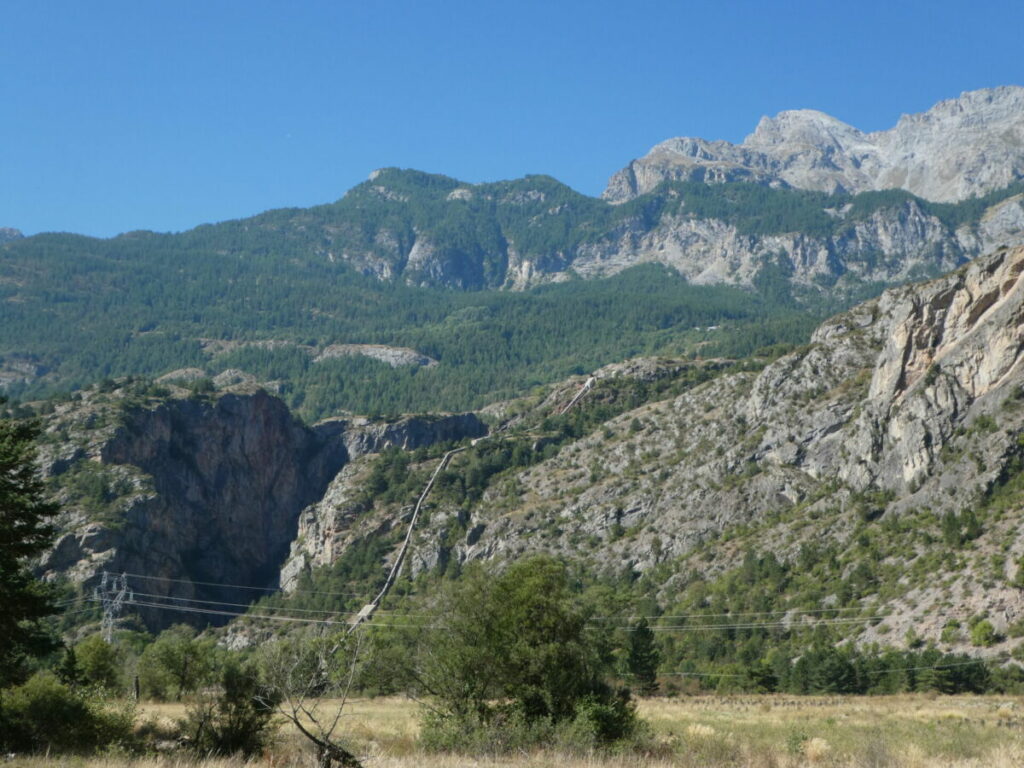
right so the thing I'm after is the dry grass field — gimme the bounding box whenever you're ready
[9,694,1024,767]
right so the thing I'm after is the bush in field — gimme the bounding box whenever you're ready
[0,671,135,754]
[75,634,123,690]
[138,624,216,700]
[411,555,640,751]
[184,658,279,758]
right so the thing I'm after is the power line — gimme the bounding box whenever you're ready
[114,571,365,597]
[654,659,991,678]
[591,606,882,621]
[125,590,429,617]
[106,594,1001,684]
[637,617,887,632]
[110,596,432,629]
[108,597,349,626]
[112,585,888,633]
[117,599,1000,680]
[126,590,354,615]
[107,575,892,634]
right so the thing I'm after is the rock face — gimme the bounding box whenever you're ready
[37,246,1024,651]
[40,391,345,628]
[278,413,488,588]
[313,344,438,368]
[605,86,1024,204]
[568,196,990,289]
[0,227,23,244]
[0,356,45,387]
[38,388,486,629]
[314,170,1024,293]
[318,244,1024,651]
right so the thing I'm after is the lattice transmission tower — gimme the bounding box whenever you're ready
[94,571,132,643]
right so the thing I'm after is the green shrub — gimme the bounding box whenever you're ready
[75,634,122,690]
[138,624,216,700]
[411,556,642,750]
[565,689,638,744]
[420,693,641,756]
[970,620,999,647]
[183,659,279,758]
[0,671,135,754]
[420,706,552,755]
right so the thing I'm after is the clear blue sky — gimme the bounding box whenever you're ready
[3,0,1023,237]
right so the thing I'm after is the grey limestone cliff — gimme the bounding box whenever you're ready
[38,387,486,629]
[332,244,1024,651]
[605,86,1024,204]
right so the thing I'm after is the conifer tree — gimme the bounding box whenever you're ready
[626,617,660,695]
[0,416,59,685]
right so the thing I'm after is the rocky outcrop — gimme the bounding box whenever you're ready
[605,86,1024,204]
[41,391,345,628]
[0,227,23,244]
[0,356,46,387]
[333,413,486,456]
[519,247,1024,555]
[323,165,1024,294]
[38,388,487,629]
[278,413,487,587]
[314,344,438,368]
[343,245,1024,650]
[569,197,984,289]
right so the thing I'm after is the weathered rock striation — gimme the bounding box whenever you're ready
[566,196,990,289]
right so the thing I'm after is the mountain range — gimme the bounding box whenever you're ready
[31,243,1024,662]
[605,85,1024,204]
[12,86,1024,670]
[4,87,1024,417]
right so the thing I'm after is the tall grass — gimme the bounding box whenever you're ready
[7,695,1024,767]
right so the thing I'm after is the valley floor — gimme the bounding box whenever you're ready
[10,694,1024,767]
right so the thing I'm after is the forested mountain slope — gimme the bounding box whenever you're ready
[5,87,1024,420]
[32,245,1024,667]
[274,244,1024,661]
[0,249,814,419]
[4,169,1024,416]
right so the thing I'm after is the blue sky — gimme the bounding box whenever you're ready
[3,0,1023,237]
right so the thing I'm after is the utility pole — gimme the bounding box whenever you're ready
[95,571,132,643]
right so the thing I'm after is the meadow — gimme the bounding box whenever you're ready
[9,694,1024,768]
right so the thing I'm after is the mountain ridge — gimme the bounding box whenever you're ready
[605,86,1024,205]
[31,244,1024,658]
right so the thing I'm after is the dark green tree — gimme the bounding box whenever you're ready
[626,618,660,694]
[186,658,279,758]
[56,647,82,688]
[410,555,638,746]
[138,624,216,700]
[0,417,59,685]
[75,634,122,690]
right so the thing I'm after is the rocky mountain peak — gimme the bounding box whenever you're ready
[605,86,1024,203]
[0,227,23,244]
[746,109,869,151]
